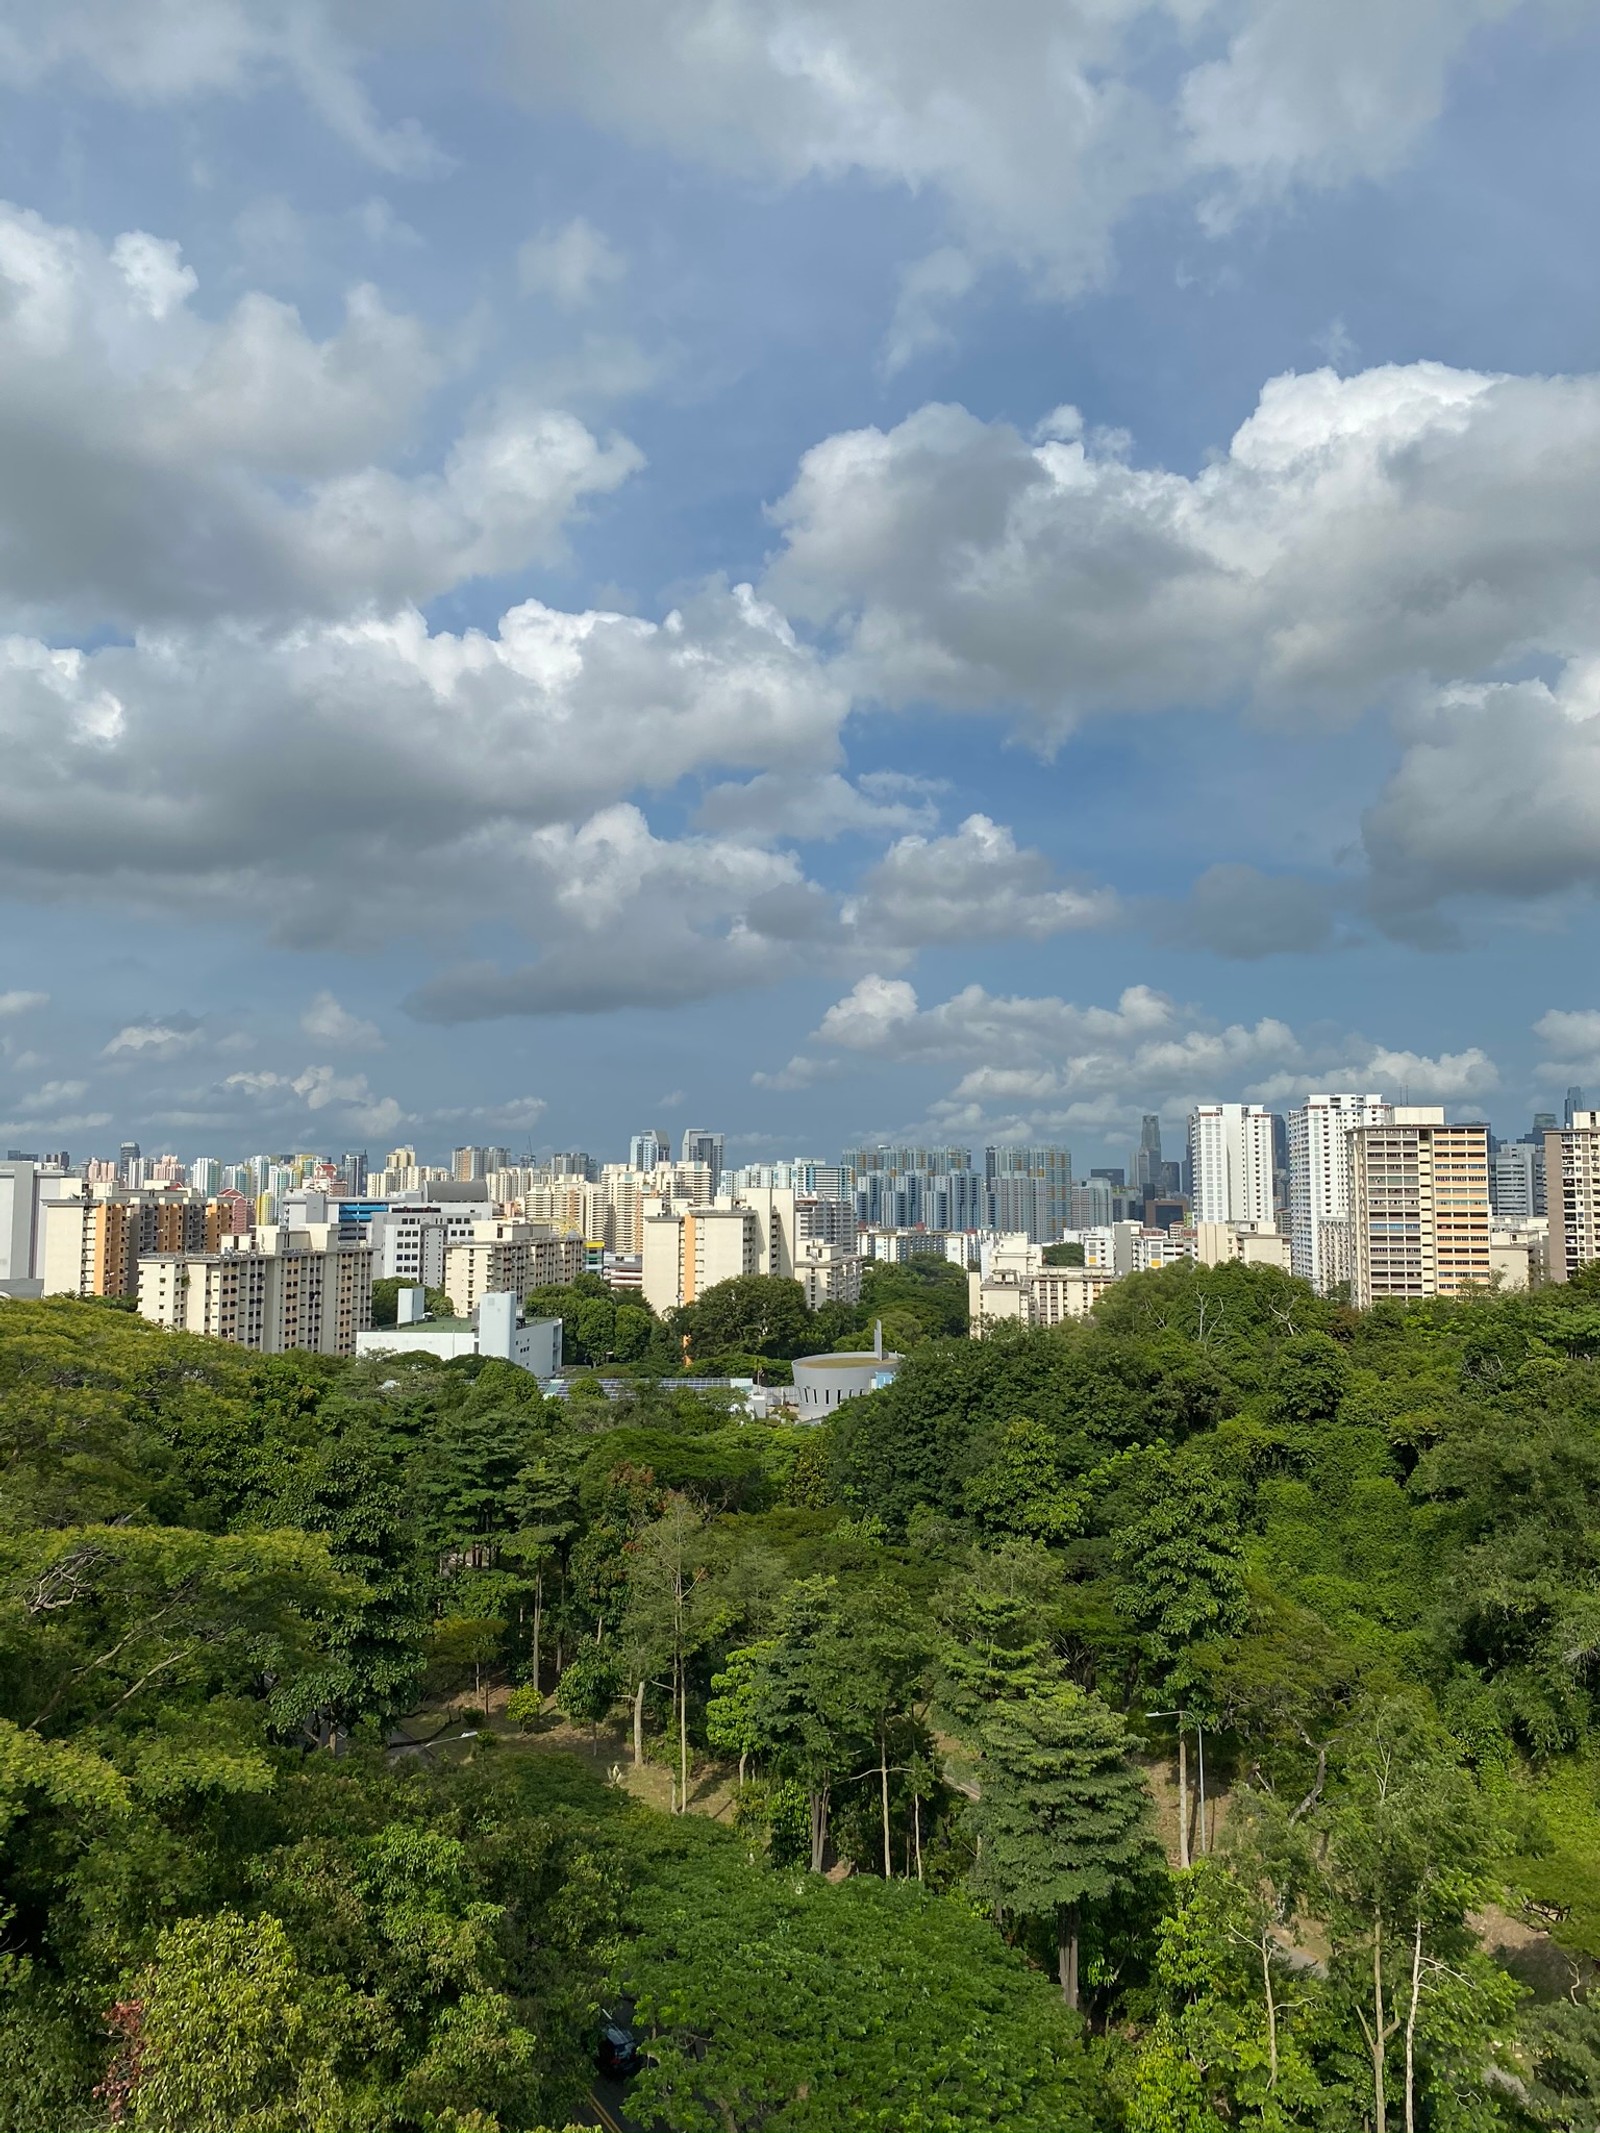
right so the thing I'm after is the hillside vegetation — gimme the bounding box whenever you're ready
[4,1264,1600,2129]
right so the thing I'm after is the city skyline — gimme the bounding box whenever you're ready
[4,12,1600,1164]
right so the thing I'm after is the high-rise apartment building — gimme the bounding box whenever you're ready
[1288,1094,1391,1293]
[629,1131,670,1172]
[1188,1105,1276,1227]
[138,1224,372,1355]
[1346,1109,1491,1307]
[1545,1110,1600,1282]
[986,1145,1073,1243]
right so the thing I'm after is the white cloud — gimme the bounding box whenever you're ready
[300,990,382,1049]
[0,201,639,632]
[518,217,627,307]
[500,0,1520,293]
[0,584,847,953]
[223,1062,403,1138]
[788,973,1499,1138]
[764,363,1600,736]
[103,1021,203,1059]
[751,1054,832,1091]
[1534,1008,1600,1083]
[1363,668,1600,926]
[0,990,47,1015]
[842,813,1117,947]
[695,769,940,843]
[0,2,447,175]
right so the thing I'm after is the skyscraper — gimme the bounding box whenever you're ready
[1347,1110,1490,1306]
[629,1131,669,1172]
[1188,1105,1275,1227]
[1566,1086,1588,1129]
[986,1145,1073,1243]
[1134,1115,1164,1195]
[1288,1094,1391,1293]
[681,1129,725,1190]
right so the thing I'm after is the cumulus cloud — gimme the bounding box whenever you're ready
[1362,668,1600,926]
[500,0,1518,292]
[224,1063,403,1137]
[518,217,627,307]
[0,584,847,948]
[843,813,1117,947]
[765,363,1600,737]
[0,202,639,631]
[300,991,383,1049]
[404,803,832,1019]
[0,990,47,1015]
[787,972,1499,1138]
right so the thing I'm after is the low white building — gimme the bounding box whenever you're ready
[355,1289,562,1376]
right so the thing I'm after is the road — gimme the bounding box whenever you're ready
[578,2078,637,2132]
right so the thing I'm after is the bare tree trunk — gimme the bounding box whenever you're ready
[531,1572,542,1699]
[738,1748,747,1785]
[1177,1724,1191,1871]
[1261,1931,1279,2089]
[677,1650,689,1812]
[1057,1903,1081,2010]
[1372,1917,1388,2133]
[880,1734,892,1879]
[809,1788,829,1873]
[633,1677,645,1766]
[913,1791,923,1882]
[1404,1917,1423,2133]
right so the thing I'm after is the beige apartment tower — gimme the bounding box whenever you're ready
[1346,1108,1491,1308]
[1545,1110,1600,1282]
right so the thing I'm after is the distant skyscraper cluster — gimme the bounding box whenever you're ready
[1,1077,1589,1366]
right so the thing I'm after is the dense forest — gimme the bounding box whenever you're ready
[4,1259,1600,2129]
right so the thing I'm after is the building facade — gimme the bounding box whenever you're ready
[1545,1111,1600,1283]
[1346,1110,1491,1307]
[1288,1094,1392,1293]
[1189,1105,1276,1227]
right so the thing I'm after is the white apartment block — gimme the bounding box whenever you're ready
[138,1223,373,1356]
[794,1239,863,1310]
[1189,1104,1276,1227]
[1346,1110,1491,1307]
[1545,1112,1600,1282]
[1288,1094,1391,1294]
[642,1204,762,1315]
[369,1204,485,1288]
[442,1224,586,1316]
[1184,1221,1292,1271]
[969,1264,1116,1329]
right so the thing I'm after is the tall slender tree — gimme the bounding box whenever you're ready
[970,1683,1159,2009]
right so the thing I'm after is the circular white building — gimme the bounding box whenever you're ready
[791,1326,902,1417]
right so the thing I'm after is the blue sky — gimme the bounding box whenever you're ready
[2,0,1600,1172]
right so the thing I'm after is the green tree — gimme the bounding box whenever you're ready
[1112,1448,1248,1864]
[970,1683,1159,2008]
[964,1416,1079,1542]
[1319,1698,1519,2133]
[370,1278,452,1327]
[681,1275,811,1362]
[121,1911,339,2132]
[619,1841,1106,2133]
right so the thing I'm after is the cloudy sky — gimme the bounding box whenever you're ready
[2,0,1599,1169]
